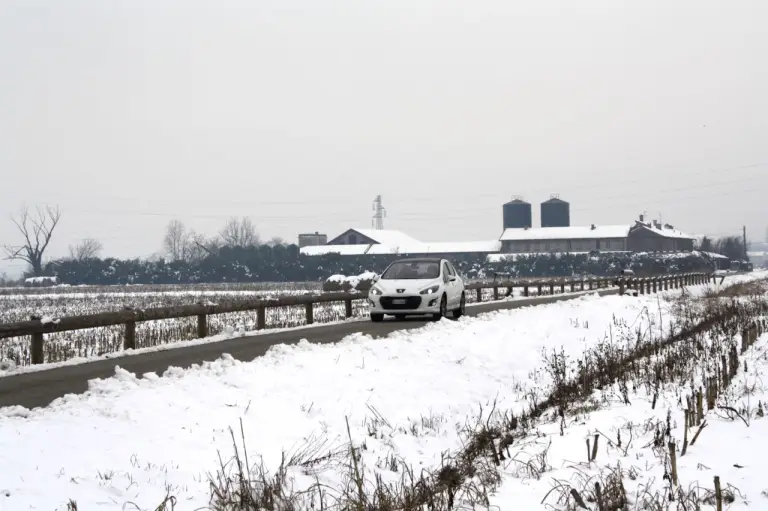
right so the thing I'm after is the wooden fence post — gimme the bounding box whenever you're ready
[538,284,543,295]
[652,278,657,293]
[619,279,625,295]
[125,321,136,350]
[549,283,554,295]
[524,285,529,297]
[30,315,44,365]
[257,304,266,330]
[560,283,565,293]
[197,312,208,338]
[345,298,353,318]
[123,306,136,350]
[476,288,482,303]
[494,287,499,300]
[306,302,314,325]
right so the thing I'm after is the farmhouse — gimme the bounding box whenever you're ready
[300,228,500,257]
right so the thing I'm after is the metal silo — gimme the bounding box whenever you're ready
[541,195,570,227]
[502,197,532,229]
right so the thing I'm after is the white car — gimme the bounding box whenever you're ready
[368,258,466,322]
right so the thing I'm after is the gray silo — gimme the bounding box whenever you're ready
[540,195,570,227]
[502,197,532,229]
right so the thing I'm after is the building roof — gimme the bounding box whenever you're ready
[300,239,501,256]
[366,240,501,255]
[300,244,370,256]
[499,225,631,241]
[335,228,422,246]
[630,221,695,240]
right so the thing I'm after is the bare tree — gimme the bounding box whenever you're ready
[266,236,285,247]
[68,238,103,261]
[163,219,191,262]
[3,205,62,276]
[187,231,221,262]
[219,217,259,247]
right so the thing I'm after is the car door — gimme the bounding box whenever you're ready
[442,261,458,308]
[446,261,463,305]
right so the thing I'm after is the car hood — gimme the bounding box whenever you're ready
[374,279,439,294]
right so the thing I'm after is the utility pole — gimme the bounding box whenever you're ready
[743,225,748,260]
[372,195,386,230]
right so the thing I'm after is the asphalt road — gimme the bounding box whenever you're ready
[0,288,618,410]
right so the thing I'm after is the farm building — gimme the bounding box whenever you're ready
[300,228,500,257]
[499,218,695,254]
[297,232,328,248]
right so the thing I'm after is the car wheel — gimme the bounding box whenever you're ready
[370,313,384,322]
[395,314,406,321]
[432,294,447,321]
[453,292,466,318]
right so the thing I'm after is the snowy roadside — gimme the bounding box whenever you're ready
[0,289,687,510]
[0,276,764,510]
[0,284,615,379]
[491,329,768,510]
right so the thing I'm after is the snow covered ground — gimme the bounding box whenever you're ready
[490,329,768,510]
[0,274,765,510]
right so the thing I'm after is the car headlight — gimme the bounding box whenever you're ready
[369,287,383,296]
[420,284,440,295]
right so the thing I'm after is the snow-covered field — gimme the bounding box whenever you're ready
[0,288,370,367]
[0,279,582,368]
[1,272,764,510]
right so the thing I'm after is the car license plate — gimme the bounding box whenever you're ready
[392,299,406,305]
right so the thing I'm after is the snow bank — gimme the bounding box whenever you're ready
[322,271,377,292]
[0,289,693,509]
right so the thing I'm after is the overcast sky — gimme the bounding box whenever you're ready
[1,0,766,275]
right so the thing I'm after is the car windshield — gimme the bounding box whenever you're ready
[381,261,440,280]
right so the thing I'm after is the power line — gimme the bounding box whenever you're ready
[18,161,768,208]
[55,178,765,222]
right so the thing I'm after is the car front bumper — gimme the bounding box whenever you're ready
[368,293,442,314]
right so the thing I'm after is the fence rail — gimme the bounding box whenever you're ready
[0,272,712,365]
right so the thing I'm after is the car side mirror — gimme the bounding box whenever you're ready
[449,276,457,282]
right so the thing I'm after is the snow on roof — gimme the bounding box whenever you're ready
[632,222,694,240]
[300,244,370,256]
[697,251,729,259]
[366,240,501,255]
[499,225,631,241]
[347,228,422,246]
[301,240,501,256]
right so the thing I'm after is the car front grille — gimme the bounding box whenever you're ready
[380,296,422,309]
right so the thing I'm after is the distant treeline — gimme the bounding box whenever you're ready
[41,246,721,285]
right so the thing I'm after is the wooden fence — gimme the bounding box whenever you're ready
[0,272,712,365]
